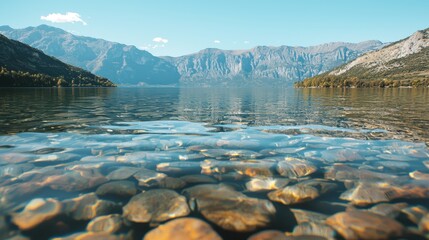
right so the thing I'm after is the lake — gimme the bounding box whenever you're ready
[1,87,429,239]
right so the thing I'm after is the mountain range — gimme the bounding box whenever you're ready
[0,33,114,87]
[295,28,429,87]
[0,25,385,86]
[0,25,180,86]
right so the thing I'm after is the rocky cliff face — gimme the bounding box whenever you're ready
[0,25,180,85]
[330,28,429,76]
[166,41,384,86]
[295,28,429,88]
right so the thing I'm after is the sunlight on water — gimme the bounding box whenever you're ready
[0,88,429,239]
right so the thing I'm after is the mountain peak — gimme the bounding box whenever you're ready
[0,25,12,32]
[35,24,67,33]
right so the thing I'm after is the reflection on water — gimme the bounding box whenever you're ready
[1,88,428,144]
[0,87,429,239]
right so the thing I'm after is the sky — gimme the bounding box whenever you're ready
[1,0,428,56]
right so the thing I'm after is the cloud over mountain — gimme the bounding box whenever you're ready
[41,12,87,25]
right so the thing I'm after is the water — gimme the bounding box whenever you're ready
[0,87,428,239]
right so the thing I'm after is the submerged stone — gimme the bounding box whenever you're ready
[276,157,317,178]
[180,174,217,184]
[106,167,140,180]
[339,182,400,206]
[143,217,222,240]
[247,230,287,240]
[87,214,123,234]
[292,222,336,240]
[341,180,429,206]
[321,149,364,162]
[52,231,129,240]
[133,168,167,187]
[157,177,186,189]
[12,198,62,230]
[419,213,429,233]
[182,184,276,232]
[41,170,108,192]
[324,164,397,182]
[268,179,337,205]
[0,164,34,178]
[201,159,274,178]
[156,162,202,174]
[245,178,290,192]
[122,189,189,224]
[95,180,137,197]
[367,203,408,219]
[290,209,328,224]
[409,170,429,180]
[326,211,405,240]
[63,193,118,220]
[401,205,428,224]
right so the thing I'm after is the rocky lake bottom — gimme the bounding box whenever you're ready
[0,88,428,239]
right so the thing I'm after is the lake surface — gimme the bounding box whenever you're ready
[0,87,429,239]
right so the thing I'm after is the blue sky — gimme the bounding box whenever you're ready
[1,0,428,56]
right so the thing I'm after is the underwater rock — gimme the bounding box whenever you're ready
[40,170,108,192]
[157,177,187,189]
[268,179,337,205]
[276,157,317,178]
[367,203,408,218]
[419,213,429,233]
[143,217,222,240]
[180,174,217,184]
[326,211,405,240]
[245,178,290,192]
[122,189,190,224]
[292,222,336,240]
[106,167,140,180]
[95,180,137,197]
[409,171,429,180]
[133,168,167,187]
[86,214,123,234]
[182,184,276,232]
[401,205,428,224]
[290,209,328,224]
[247,230,287,240]
[63,193,118,221]
[12,198,62,230]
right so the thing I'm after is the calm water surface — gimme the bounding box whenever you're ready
[0,87,428,239]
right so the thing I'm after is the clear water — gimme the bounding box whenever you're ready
[1,87,429,239]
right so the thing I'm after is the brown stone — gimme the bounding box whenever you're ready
[247,230,287,240]
[63,193,118,220]
[12,198,62,230]
[326,211,405,240]
[86,214,123,233]
[95,180,137,197]
[143,217,222,240]
[245,178,290,192]
[268,179,337,205]
[276,157,317,178]
[419,213,429,233]
[182,184,275,232]
[122,189,189,223]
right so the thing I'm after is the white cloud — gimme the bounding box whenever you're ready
[213,40,221,44]
[153,37,168,44]
[41,12,87,25]
[244,40,250,44]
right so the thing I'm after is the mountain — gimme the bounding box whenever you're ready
[0,33,115,87]
[1,25,386,87]
[0,25,180,86]
[295,28,429,88]
[164,41,385,86]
